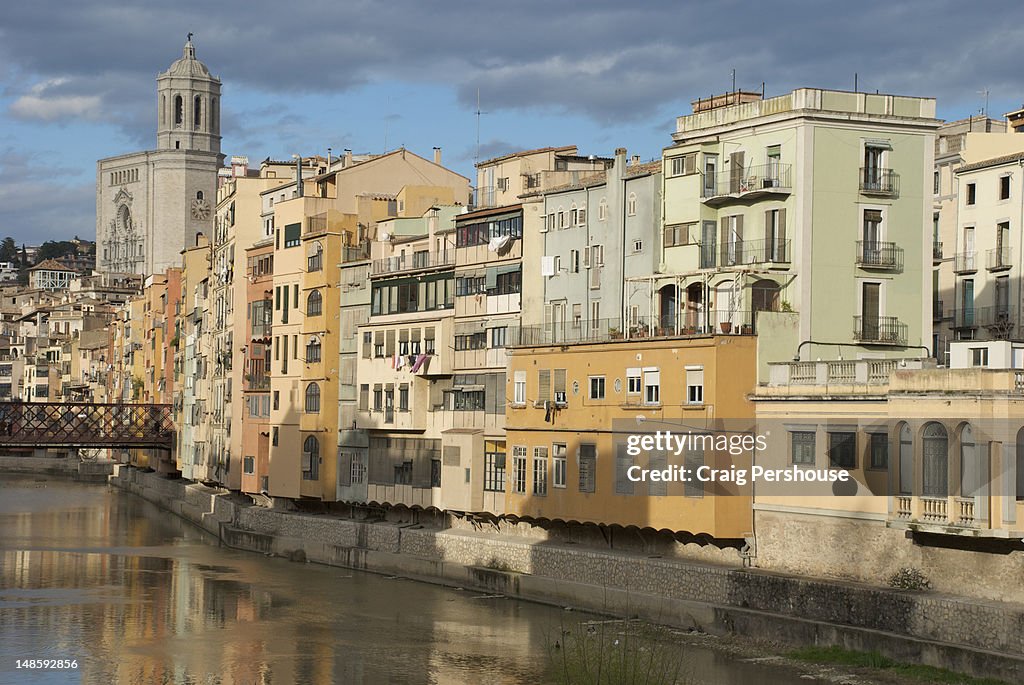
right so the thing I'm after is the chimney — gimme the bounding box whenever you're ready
[433,147,442,165]
[344,149,353,167]
[630,155,641,165]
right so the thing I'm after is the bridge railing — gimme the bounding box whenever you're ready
[0,402,174,449]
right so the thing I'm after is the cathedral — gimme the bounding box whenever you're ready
[95,37,224,276]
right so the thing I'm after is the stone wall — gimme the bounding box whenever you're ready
[109,467,1024,682]
[755,509,1024,603]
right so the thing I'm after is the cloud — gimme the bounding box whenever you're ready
[0,148,94,242]
[9,78,103,122]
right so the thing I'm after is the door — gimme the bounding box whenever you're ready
[715,283,734,332]
[703,155,718,197]
[861,282,880,340]
[864,146,882,188]
[863,210,882,264]
[961,279,974,327]
[963,227,975,270]
[551,302,565,343]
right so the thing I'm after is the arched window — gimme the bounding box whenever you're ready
[194,95,202,130]
[306,290,322,316]
[210,98,218,134]
[302,435,319,480]
[751,279,781,312]
[898,422,913,494]
[306,337,321,363]
[305,383,320,413]
[161,95,166,126]
[196,191,204,201]
[627,193,637,216]
[922,422,948,497]
[960,423,976,497]
[174,95,183,126]
[598,198,608,221]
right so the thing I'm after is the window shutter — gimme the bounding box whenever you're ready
[685,153,696,175]
[553,368,566,394]
[735,215,744,259]
[538,370,551,402]
[385,330,395,356]
[720,218,728,265]
[777,208,787,259]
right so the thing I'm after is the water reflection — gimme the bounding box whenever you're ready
[0,476,824,685]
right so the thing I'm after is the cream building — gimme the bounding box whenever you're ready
[96,37,223,276]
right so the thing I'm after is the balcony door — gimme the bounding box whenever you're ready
[961,279,975,327]
[861,282,880,340]
[863,146,883,189]
[863,209,882,264]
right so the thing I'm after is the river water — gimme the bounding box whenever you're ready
[0,476,830,684]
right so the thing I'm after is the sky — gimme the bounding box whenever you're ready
[0,1,1022,244]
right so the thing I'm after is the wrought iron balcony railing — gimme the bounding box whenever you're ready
[987,246,1012,271]
[953,252,977,274]
[859,167,899,196]
[853,315,907,345]
[855,241,902,270]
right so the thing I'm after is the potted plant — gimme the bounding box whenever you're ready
[720,321,732,334]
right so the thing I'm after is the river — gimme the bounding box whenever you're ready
[0,476,834,684]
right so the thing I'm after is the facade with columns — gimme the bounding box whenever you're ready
[96,38,224,276]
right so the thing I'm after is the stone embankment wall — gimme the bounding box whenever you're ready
[111,466,1023,682]
[0,455,113,482]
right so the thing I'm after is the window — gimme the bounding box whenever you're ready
[1000,175,1011,201]
[598,199,607,221]
[305,383,320,413]
[373,387,382,411]
[302,436,320,480]
[350,455,366,485]
[513,371,526,405]
[669,153,696,177]
[284,223,301,248]
[589,376,605,400]
[532,447,548,496]
[615,443,634,495]
[934,171,940,195]
[306,338,321,363]
[272,427,278,446]
[431,459,441,488]
[553,443,567,488]
[512,446,527,494]
[626,368,641,395]
[970,347,988,367]
[966,182,976,205]
[627,193,637,216]
[633,240,643,252]
[553,368,567,405]
[243,456,255,474]
[394,461,412,485]
[828,432,856,468]
[359,384,369,411]
[484,440,506,492]
[570,249,580,273]
[579,443,596,493]
[686,367,704,404]
[663,223,692,247]
[398,385,409,411]
[273,390,280,410]
[791,431,815,465]
[643,368,660,405]
[869,432,888,469]
[306,290,322,317]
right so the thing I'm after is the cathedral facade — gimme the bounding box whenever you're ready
[96,38,224,276]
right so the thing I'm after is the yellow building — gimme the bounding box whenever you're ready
[753,341,1024,600]
[504,335,757,539]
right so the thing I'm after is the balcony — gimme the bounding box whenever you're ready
[371,251,454,276]
[953,252,976,274]
[341,242,371,263]
[858,167,899,196]
[716,239,791,267]
[765,358,930,388]
[855,241,902,270]
[473,186,495,209]
[890,495,983,535]
[975,305,1015,334]
[953,307,976,329]
[509,313,758,348]
[853,315,907,345]
[986,246,1012,272]
[932,240,943,263]
[701,163,792,207]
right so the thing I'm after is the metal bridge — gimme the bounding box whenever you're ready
[0,402,174,449]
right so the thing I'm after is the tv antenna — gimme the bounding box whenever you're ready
[474,88,488,165]
[978,89,990,118]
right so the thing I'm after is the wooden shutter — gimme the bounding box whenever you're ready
[777,208,787,260]
[538,370,551,402]
[729,151,744,193]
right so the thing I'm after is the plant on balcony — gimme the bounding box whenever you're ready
[780,300,794,313]
[887,567,931,591]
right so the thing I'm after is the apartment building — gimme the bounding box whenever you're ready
[175,235,211,480]
[530,148,662,341]
[949,147,1024,347]
[504,335,757,538]
[241,239,273,496]
[351,208,457,509]
[661,88,939,376]
[474,145,611,209]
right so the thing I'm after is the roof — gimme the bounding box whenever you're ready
[624,160,662,178]
[477,145,577,167]
[29,259,75,272]
[161,40,216,80]
[956,151,1024,174]
[455,204,524,222]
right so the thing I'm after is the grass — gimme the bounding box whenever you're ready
[547,620,692,685]
[788,646,1009,685]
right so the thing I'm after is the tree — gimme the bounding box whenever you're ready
[17,245,28,286]
[0,237,16,263]
[35,240,79,264]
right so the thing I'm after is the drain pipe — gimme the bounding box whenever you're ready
[793,339,930,361]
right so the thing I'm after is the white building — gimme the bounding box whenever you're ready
[95,37,223,276]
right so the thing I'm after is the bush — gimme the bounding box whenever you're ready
[548,619,691,685]
[888,567,931,591]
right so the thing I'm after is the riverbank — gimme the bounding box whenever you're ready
[110,465,1022,683]
[0,454,113,482]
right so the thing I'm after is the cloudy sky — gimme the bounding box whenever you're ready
[1,1,1022,244]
